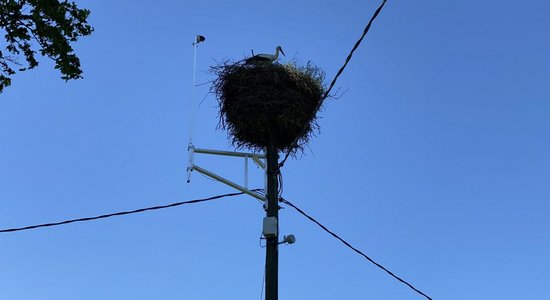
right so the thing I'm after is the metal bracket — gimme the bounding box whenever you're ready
[187,145,267,202]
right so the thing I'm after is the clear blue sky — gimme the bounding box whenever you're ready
[1,1,549,299]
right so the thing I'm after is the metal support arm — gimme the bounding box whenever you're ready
[192,164,266,202]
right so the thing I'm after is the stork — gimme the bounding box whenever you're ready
[245,46,285,65]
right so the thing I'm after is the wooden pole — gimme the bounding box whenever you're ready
[265,139,279,300]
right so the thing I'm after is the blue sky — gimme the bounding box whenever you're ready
[1,0,549,299]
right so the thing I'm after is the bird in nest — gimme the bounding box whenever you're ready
[245,46,285,65]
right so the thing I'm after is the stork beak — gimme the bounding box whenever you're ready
[280,48,285,56]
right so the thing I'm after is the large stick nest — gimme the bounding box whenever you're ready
[211,61,325,154]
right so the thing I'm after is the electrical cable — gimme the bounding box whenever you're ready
[259,236,267,248]
[279,0,388,168]
[277,172,284,198]
[0,191,257,234]
[259,265,266,300]
[280,197,433,300]
[321,0,388,101]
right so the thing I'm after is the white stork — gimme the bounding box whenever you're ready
[245,46,285,65]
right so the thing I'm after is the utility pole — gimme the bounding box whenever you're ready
[265,139,279,300]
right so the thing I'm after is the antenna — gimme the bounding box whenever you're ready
[187,35,205,183]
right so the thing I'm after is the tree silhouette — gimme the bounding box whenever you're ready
[0,0,93,92]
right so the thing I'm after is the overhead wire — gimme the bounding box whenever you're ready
[277,172,284,198]
[259,264,266,300]
[279,0,388,168]
[0,191,257,234]
[280,197,433,300]
[0,186,432,298]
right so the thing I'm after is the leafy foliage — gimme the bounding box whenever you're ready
[0,0,93,92]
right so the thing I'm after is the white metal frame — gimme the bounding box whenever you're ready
[187,146,266,202]
[186,35,266,202]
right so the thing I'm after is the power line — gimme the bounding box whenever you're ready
[0,191,253,234]
[279,0,389,168]
[321,0,388,101]
[280,197,433,300]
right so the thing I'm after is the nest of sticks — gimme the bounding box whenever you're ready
[211,61,326,154]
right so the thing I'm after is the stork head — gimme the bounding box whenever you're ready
[276,46,285,56]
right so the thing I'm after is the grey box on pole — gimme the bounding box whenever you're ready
[263,217,278,238]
